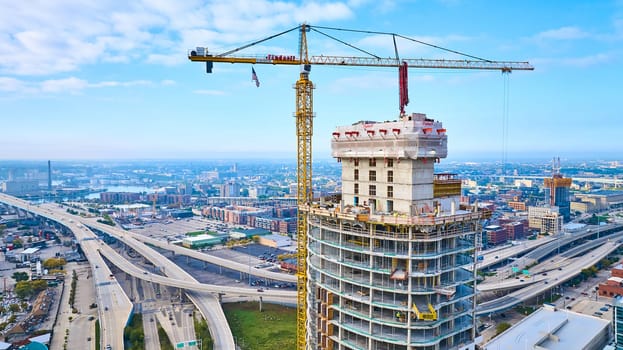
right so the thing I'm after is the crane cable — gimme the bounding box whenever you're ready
[502,70,511,174]
[311,25,492,62]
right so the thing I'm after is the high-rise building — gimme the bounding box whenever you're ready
[544,157,572,222]
[221,180,241,197]
[306,113,486,350]
[47,160,52,191]
[613,295,623,349]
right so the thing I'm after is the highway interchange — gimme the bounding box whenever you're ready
[0,194,295,350]
[1,192,622,348]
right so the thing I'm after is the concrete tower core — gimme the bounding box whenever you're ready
[305,113,488,350]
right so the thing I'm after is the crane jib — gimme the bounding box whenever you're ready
[189,53,533,71]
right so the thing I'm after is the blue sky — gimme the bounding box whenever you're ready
[0,0,621,161]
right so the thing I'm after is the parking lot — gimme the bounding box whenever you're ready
[131,217,237,242]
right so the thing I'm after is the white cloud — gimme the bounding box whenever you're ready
[534,26,589,41]
[0,77,31,92]
[0,76,166,94]
[0,0,356,76]
[561,53,612,67]
[90,80,152,88]
[41,77,88,93]
[147,53,185,66]
[532,53,613,68]
[193,89,226,95]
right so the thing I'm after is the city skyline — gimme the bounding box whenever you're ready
[1,1,622,160]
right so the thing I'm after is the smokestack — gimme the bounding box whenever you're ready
[48,160,52,191]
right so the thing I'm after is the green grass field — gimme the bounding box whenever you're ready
[223,302,296,350]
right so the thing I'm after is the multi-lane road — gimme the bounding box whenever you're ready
[477,238,623,315]
[0,194,297,350]
[0,193,133,350]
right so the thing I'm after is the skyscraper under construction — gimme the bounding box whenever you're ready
[544,157,572,222]
[306,113,487,350]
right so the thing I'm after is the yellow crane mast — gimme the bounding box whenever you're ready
[188,23,533,350]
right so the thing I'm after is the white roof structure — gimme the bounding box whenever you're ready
[22,247,40,255]
[183,234,215,243]
[484,305,610,350]
[29,332,51,344]
[261,234,292,247]
[609,276,623,284]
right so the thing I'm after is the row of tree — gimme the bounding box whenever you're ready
[14,279,47,299]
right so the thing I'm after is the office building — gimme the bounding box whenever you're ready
[305,113,486,350]
[483,225,507,246]
[528,206,563,235]
[221,180,241,197]
[614,295,623,349]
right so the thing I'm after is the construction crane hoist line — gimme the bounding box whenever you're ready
[188,23,533,350]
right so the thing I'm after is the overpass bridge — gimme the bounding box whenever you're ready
[476,239,623,315]
[477,230,623,293]
[0,194,296,350]
[85,218,297,283]
[0,194,133,350]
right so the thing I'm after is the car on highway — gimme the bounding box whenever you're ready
[594,311,603,316]
[600,307,609,312]
[257,288,264,292]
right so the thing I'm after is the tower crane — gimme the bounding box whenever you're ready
[188,23,533,350]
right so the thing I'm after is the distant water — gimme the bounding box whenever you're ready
[85,185,154,199]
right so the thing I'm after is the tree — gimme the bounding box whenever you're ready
[43,257,67,270]
[31,280,48,293]
[12,238,23,249]
[8,304,20,313]
[12,271,29,282]
[14,281,33,299]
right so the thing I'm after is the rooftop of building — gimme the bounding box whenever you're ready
[608,276,623,284]
[22,247,39,255]
[331,112,448,160]
[484,305,609,350]
[182,234,216,242]
[579,190,623,197]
